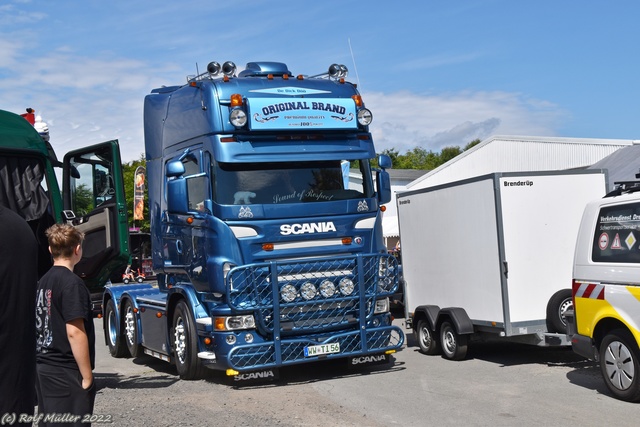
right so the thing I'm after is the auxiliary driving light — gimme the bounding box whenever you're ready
[357,108,373,126]
[230,108,247,127]
[300,282,317,300]
[280,284,297,303]
[339,278,355,296]
[319,280,336,298]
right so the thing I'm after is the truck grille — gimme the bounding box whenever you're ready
[226,254,398,335]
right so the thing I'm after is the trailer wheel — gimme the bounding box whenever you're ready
[105,299,129,358]
[546,289,573,334]
[440,321,468,361]
[416,319,440,355]
[172,300,205,380]
[123,300,143,358]
[599,329,640,402]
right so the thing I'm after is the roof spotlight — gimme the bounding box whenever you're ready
[207,61,221,76]
[222,61,237,76]
[339,64,348,78]
[329,64,342,78]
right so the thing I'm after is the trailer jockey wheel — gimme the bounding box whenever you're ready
[440,321,468,361]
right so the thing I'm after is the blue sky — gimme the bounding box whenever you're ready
[1,0,639,162]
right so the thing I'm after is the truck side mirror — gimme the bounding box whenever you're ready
[376,154,392,204]
[378,154,392,170]
[167,178,188,213]
[166,160,185,178]
[376,170,392,205]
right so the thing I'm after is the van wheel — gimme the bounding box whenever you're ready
[105,299,129,358]
[600,329,640,402]
[172,300,206,380]
[546,289,573,333]
[440,321,468,361]
[123,300,143,357]
[416,319,440,355]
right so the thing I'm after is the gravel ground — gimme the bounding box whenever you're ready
[89,318,387,427]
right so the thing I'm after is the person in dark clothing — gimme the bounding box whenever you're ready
[35,224,95,426]
[0,205,38,424]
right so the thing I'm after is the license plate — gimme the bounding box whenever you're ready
[304,342,340,357]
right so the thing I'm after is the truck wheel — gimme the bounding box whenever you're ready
[599,329,640,402]
[172,300,205,380]
[546,289,573,334]
[416,319,440,355]
[137,276,144,283]
[105,299,129,358]
[123,278,130,284]
[123,300,143,358]
[440,321,468,361]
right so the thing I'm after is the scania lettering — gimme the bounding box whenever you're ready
[102,61,403,380]
[280,222,337,235]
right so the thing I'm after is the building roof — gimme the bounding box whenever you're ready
[587,144,640,190]
[406,135,636,191]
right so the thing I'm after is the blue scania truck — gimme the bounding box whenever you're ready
[103,60,404,380]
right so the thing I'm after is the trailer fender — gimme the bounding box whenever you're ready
[438,307,474,335]
[412,305,440,331]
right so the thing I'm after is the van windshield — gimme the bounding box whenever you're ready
[213,160,373,205]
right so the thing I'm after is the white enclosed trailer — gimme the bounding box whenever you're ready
[398,170,607,360]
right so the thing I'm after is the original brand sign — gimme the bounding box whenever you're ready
[247,97,358,130]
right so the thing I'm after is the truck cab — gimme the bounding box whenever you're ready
[0,109,129,308]
[103,61,404,380]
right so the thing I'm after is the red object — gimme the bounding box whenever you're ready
[20,108,36,125]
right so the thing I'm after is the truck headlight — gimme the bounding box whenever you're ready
[214,315,255,331]
[374,298,389,314]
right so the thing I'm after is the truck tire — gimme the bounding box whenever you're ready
[599,329,640,402]
[546,289,573,334]
[105,299,129,358]
[440,321,468,361]
[123,300,143,358]
[172,300,206,380]
[416,319,440,355]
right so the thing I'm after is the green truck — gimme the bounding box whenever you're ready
[0,108,129,310]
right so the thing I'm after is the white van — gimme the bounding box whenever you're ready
[570,183,640,402]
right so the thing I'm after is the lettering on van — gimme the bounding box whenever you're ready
[280,221,337,235]
[503,180,533,187]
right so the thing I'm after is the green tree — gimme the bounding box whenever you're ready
[378,138,482,170]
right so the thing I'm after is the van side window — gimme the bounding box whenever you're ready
[591,202,640,263]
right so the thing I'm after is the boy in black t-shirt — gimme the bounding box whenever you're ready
[35,224,95,425]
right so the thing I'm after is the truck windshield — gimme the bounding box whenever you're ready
[213,160,373,205]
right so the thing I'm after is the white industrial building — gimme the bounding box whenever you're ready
[381,135,639,248]
[407,135,636,191]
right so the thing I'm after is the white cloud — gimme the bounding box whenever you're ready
[365,90,568,154]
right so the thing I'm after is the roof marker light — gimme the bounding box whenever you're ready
[230,94,243,107]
